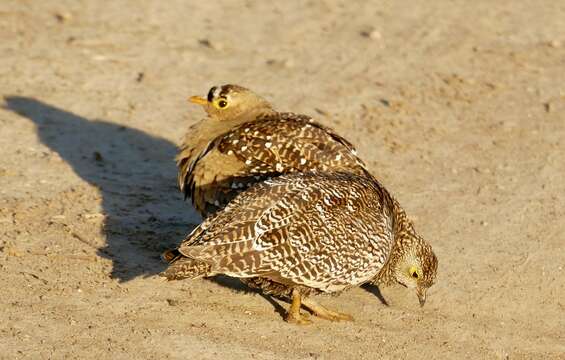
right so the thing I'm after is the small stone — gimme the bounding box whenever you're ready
[198,39,224,51]
[361,29,382,40]
[54,12,73,23]
[198,39,212,48]
[93,151,103,162]
[166,299,180,306]
[543,102,553,113]
[83,213,104,220]
[266,58,294,68]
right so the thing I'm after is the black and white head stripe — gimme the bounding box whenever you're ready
[207,86,221,102]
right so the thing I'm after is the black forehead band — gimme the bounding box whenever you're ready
[207,86,217,102]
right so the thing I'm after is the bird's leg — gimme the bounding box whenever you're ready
[285,288,313,325]
[301,297,354,322]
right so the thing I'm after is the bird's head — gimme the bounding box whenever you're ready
[189,84,273,121]
[392,233,438,307]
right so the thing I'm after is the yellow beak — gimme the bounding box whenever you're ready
[188,96,208,106]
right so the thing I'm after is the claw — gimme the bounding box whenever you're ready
[285,312,313,325]
[285,288,313,325]
[301,297,354,322]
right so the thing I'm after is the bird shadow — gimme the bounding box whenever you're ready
[361,283,389,306]
[209,275,254,293]
[3,96,200,281]
[259,294,288,320]
[3,96,388,319]
[209,275,288,319]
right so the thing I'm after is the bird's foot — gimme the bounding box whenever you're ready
[285,288,313,325]
[302,298,354,322]
[311,308,354,322]
[285,311,313,325]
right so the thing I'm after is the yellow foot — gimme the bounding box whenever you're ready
[302,298,354,322]
[285,288,313,325]
[312,309,354,322]
[285,311,313,325]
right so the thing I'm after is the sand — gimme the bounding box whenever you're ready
[1,1,564,359]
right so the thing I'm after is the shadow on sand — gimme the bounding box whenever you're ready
[4,96,390,312]
[4,96,199,281]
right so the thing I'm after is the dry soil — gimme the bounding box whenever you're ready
[1,1,565,359]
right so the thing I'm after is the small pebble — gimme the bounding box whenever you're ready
[166,299,180,306]
[93,151,103,162]
[543,102,553,113]
[83,213,104,220]
[54,12,73,23]
[198,39,224,51]
[361,29,382,40]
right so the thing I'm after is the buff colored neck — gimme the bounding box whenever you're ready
[183,106,276,153]
[372,199,416,286]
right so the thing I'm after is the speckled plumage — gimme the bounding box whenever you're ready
[177,84,367,216]
[162,171,438,323]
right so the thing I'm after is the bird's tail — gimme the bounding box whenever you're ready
[160,249,212,281]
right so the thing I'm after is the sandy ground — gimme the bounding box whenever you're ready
[1,1,565,359]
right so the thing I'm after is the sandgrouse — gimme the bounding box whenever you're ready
[177,84,367,217]
[162,171,438,324]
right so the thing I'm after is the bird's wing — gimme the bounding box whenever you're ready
[216,113,367,176]
[176,138,214,198]
[176,120,248,214]
[178,172,394,291]
[176,113,368,215]
[176,119,215,199]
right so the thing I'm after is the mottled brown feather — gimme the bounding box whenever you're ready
[177,85,367,217]
[164,172,398,294]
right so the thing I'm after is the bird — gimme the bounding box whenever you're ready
[177,84,368,217]
[162,171,438,324]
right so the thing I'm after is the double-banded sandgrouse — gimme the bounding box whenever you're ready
[162,171,438,324]
[177,84,367,216]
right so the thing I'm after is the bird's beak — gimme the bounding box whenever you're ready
[188,96,208,106]
[416,287,427,307]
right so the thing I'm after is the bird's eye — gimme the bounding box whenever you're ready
[217,100,228,108]
[409,266,420,279]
